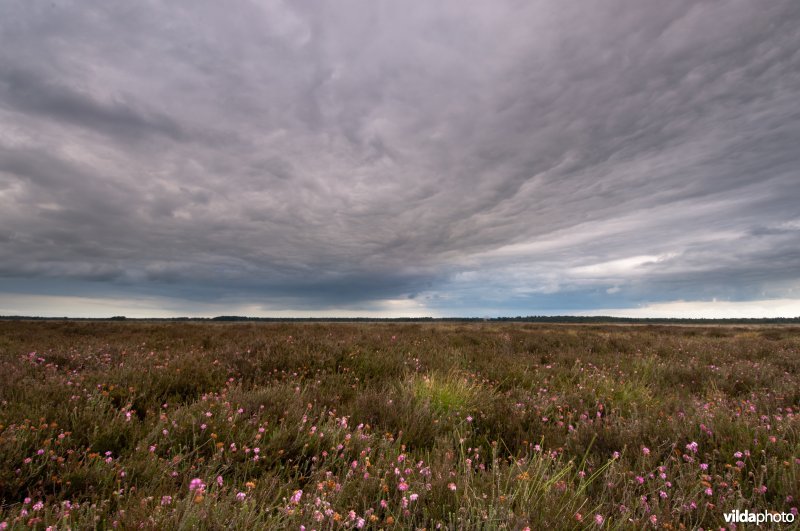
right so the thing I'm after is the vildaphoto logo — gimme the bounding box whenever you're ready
[723,509,796,526]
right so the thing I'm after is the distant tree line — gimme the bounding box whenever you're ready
[1,315,799,324]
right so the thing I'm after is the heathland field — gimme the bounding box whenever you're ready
[0,322,798,529]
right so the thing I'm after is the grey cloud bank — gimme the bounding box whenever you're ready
[1,0,799,317]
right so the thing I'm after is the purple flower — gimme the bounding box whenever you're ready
[290,489,303,504]
[189,478,206,492]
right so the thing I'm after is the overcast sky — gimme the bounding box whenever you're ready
[1,0,799,318]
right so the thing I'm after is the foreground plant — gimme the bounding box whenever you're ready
[0,322,798,528]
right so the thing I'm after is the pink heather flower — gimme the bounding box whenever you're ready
[466,415,473,423]
[397,454,405,463]
[149,445,156,453]
[33,501,44,511]
[0,522,7,530]
[642,447,650,456]
[704,488,713,496]
[189,478,205,492]
[636,476,645,484]
[700,463,708,470]
[290,489,303,504]
[24,498,31,505]
[356,517,365,528]
[756,485,767,494]
[612,451,620,460]
[448,483,457,491]
[734,451,743,458]
[216,475,223,487]
[398,481,409,491]
[24,458,32,464]
[409,493,419,502]
[686,441,698,453]
[161,495,172,506]
[659,491,667,499]
[37,449,45,455]
[200,424,207,430]
[594,514,604,526]
[236,492,246,501]
[380,500,388,509]
[649,515,657,526]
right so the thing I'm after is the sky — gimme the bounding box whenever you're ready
[1,0,799,318]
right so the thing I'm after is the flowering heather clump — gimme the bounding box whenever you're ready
[0,321,798,529]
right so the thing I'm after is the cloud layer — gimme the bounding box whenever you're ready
[1,0,799,316]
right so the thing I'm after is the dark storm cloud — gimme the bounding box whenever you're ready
[1,0,799,316]
[0,66,186,141]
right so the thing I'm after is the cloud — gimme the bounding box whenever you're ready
[1,1,799,316]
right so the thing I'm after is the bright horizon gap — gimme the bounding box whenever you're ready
[1,294,799,320]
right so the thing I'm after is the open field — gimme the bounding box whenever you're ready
[1,321,798,529]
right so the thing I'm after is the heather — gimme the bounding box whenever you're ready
[0,321,798,529]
